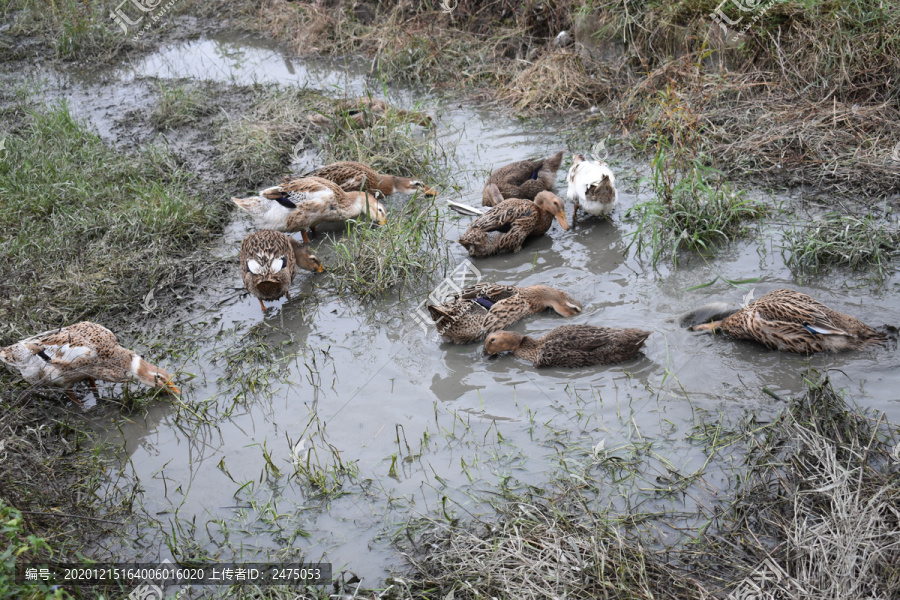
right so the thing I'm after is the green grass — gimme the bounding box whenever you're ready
[627,142,765,266]
[150,81,215,130]
[782,212,900,282]
[215,87,330,187]
[0,501,65,600]
[0,100,227,344]
[327,195,449,297]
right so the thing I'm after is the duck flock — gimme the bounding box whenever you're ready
[0,98,887,405]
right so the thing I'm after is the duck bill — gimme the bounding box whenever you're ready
[421,185,439,196]
[376,218,387,226]
[555,211,570,230]
[165,380,182,395]
[316,265,325,273]
[690,321,721,332]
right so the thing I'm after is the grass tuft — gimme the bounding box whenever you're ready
[783,212,900,281]
[327,196,449,298]
[150,81,216,131]
[500,48,614,112]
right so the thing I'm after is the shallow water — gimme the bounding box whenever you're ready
[23,32,900,583]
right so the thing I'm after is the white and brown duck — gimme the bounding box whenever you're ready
[427,283,582,344]
[0,322,180,405]
[232,176,387,243]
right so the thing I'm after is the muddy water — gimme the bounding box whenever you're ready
[32,32,900,581]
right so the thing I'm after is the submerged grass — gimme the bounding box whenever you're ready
[783,211,900,282]
[395,376,900,600]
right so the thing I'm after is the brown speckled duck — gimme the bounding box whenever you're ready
[308,97,433,129]
[689,289,885,353]
[427,283,582,344]
[459,187,568,258]
[482,150,563,207]
[240,230,324,313]
[0,322,180,405]
[232,176,387,243]
[484,325,652,368]
[303,161,437,197]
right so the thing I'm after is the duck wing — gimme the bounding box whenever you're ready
[468,199,537,233]
[753,290,850,336]
[481,294,531,333]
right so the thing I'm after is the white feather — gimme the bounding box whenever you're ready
[42,344,96,364]
[270,258,285,274]
[566,159,618,216]
[247,259,263,275]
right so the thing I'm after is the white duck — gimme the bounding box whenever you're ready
[566,154,617,227]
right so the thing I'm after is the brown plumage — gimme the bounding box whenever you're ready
[690,289,886,354]
[302,161,437,197]
[484,325,652,368]
[232,176,387,243]
[308,97,433,129]
[0,322,180,405]
[240,230,324,313]
[427,283,582,344]
[482,150,563,207]
[459,189,569,258]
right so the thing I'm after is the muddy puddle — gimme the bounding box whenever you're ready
[22,32,900,583]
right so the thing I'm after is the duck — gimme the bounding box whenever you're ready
[459,187,568,258]
[566,154,617,227]
[484,324,652,368]
[240,230,324,313]
[689,289,886,353]
[427,283,582,344]
[308,97,433,129]
[0,322,181,406]
[301,161,437,198]
[232,176,387,243]
[482,150,563,207]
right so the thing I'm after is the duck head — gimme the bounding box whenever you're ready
[526,286,582,317]
[484,331,525,355]
[534,191,569,230]
[293,243,325,273]
[392,176,438,196]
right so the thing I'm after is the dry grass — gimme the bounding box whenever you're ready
[500,49,615,112]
